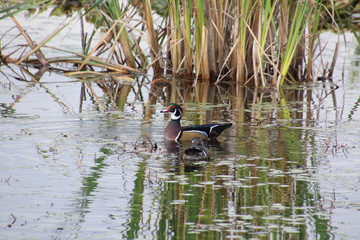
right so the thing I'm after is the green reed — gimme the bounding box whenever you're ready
[1,0,345,87]
[159,0,322,86]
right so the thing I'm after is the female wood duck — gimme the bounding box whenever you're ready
[182,137,211,160]
[160,103,232,142]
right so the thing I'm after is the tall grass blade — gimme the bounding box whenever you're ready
[194,0,210,82]
[277,0,311,88]
[144,0,163,75]
[168,0,182,75]
[181,0,192,77]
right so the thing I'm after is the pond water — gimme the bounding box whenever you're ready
[1,8,360,240]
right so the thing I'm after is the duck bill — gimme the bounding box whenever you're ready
[160,106,170,113]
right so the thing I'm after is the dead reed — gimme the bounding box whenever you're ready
[0,0,353,87]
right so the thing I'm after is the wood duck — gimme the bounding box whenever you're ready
[182,137,211,160]
[160,103,232,142]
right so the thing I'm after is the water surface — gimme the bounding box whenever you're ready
[1,9,360,240]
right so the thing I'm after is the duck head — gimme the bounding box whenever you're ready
[160,103,183,121]
[183,137,211,160]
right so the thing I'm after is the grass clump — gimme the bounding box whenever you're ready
[0,0,355,87]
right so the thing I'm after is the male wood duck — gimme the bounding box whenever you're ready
[182,137,211,160]
[160,103,232,142]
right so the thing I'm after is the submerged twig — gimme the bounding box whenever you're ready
[327,42,339,80]
[7,213,17,227]
[77,149,84,168]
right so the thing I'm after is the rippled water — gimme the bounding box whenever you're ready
[1,9,360,240]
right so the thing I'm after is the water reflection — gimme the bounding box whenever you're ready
[51,148,111,239]
[88,76,333,238]
[0,65,352,239]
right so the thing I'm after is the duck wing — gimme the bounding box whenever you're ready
[179,123,232,140]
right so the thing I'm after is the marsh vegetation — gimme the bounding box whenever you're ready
[1,1,360,239]
[1,0,359,87]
